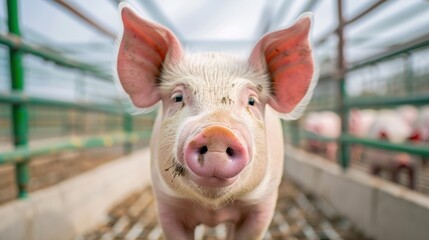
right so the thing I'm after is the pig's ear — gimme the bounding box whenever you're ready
[249,13,318,120]
[116,4,182,108]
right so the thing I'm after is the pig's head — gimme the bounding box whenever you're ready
[116,4,317,206]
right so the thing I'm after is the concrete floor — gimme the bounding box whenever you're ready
[81,178,370,240]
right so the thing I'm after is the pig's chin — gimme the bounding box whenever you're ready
[180,158,256,204]
[187,174,241,201]
[188,172,239,188]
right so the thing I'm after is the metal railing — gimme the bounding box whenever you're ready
[0,0,152,199]
[284,0,429,170]
[289,41,429,165]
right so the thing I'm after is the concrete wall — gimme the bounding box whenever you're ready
[284,146,429,240]
[0,148,151,240]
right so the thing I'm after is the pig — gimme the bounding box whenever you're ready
[409,106,429,166]
[303,112,325,153]
[303,111,340,161]
[349,109,378,138]
[115,3,318,239]
[348,109,378,162]
[411,106,429,142]
[396,105,419,128]
[366,109,413,144]
[364,109,418,189]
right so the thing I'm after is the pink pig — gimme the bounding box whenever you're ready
[364,109,418,189]
[116,4,317,239]
[303,111,340,161]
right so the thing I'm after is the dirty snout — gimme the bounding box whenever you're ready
[182,125,250,187]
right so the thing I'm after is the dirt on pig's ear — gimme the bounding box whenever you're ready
[116,4,183,109]
[248,13,319,120]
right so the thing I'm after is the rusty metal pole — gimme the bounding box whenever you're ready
[51,0,116,39]
[123,114,133,154]
[316,0,387,46]
[336,0,349,169]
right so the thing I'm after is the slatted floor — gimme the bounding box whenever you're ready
[351,158,429,195]
[80,179,370,240]
[303,145,429,195]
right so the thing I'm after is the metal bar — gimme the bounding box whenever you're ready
[306,106,339,112]
[7,0,29,198]
[342,135,429,157]
[298,131,429,157]
[51,0,116,39]
[349,2,426,51]
[347,0,387,25]
[290,121,300,147]
[123,114,133,154]
[386,32,429,53]
[349,38,429,71]
[316,0,388,46]
[345,95,429,108]
[0,131,152,165]
[300,130,336,142]
[336,0,349,169]
[0,33,112,81]
[0,91,125,115]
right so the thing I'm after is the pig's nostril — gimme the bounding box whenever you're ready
[184,125,250,179]
[199,146,208,155]
[226,147,234,157]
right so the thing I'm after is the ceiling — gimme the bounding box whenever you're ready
[1,0,429,72]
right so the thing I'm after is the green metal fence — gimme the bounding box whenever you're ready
[285,35,429,169]
[0,0,153,199]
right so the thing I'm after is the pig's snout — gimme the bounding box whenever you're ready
[184,125,249,181]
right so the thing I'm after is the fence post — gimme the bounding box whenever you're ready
[123,114,133,154]
[290,120,300,147]
[7,0,30,198]
[336,0,350,169]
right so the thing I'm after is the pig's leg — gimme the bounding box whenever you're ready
[371,165,382,176]
[234,194,277,240]
[234,209,275,240]
[422,157,428,167]
[157,209,195,240]
[326,142,337,161]
[390,166,400,184]
[225,221,236,240]
[397,164,416,189]
[350,144,364,162]
[408,166,416,189]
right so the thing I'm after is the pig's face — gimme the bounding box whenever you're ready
[157,53,271,203]
[116,4,317,207]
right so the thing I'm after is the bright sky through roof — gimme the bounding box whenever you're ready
[1,0,429,67]
[0,0,428,103]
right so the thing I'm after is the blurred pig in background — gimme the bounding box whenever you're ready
[303,106,429,189]
[303,111,340,161]
[348,109,378,162]
[411,106,429,142]
[364,108,419,189]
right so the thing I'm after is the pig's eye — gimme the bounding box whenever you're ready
[174,94,183,103]
[248,97,256,106]
[175,95,183,102]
